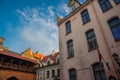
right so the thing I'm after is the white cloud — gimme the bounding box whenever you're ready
[16,7,58,55]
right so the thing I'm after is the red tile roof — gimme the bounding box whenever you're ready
[40,52,59,63]
[0,51,37,64]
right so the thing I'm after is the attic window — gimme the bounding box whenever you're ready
[70,3,76,12]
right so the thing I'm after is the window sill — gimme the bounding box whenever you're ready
[65,32,71,36]
[82,19,91,25]
[115,39,120,42]
[102,7,113,13]
[88,47,98,52]
[67,56,74,59]
[115,2,120,5]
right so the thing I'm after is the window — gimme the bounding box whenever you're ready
[114,0,120,4]
[52,70,55,77]
[67,40,74,58]
[108,17,120,41]
[70,3,76,12]
[66,21,71,34]
[47,71,49,78]
[86,29,98,50]
[81,9,90,24]
[92,63,107,80]
[56,58,60,64]
[57,69,60,77]
[47,60,50,66]
[99,0,112,12]
[69,68,77,80]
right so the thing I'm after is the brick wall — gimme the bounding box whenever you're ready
[0,69,36,80]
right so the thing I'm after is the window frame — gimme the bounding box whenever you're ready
[86,29,98,51]
[114,0,120,4]
[98,0,112,12]
[52,70,55,77]
[92,63,107,80]
[69,68,77,80]
[108,17,120,41]
[66,21,72,35]
[47,71,49,78]
[81,9,91,24]
[67,40,74,58]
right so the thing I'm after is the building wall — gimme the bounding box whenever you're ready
[58,0,120,80]
[0,69,36,80]
[36,64,60,80]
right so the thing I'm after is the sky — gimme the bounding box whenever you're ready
[0,0,86,55]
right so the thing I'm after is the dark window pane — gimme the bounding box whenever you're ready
[66,21,71,34]
[108,17,120,41]
[86,29,98,50]
[69,69,77,80]
[99,0,112,12]
[67,40,74,58]
[81,9,90,24]
[114,0,120,4]
[93,63,107,80]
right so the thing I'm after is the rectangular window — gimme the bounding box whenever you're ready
[114,0,120,4]
[57,69,60,77]
[99,0,112,12]
[86,29,98,50]
[69,69,77,80]
[81,9,90,24]
[66,21,71,34]
[52,70,55,77]
[108,17,120,41]
[47,71,49,78]
[67,40,74,58]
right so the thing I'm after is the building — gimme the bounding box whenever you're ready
[0,37,38,80]
[36,51,60,80]
[57,0,120,80]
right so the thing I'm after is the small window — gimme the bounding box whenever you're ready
[70,3,76,12]
[81,9,90,24]
[52,70,55,77]
[108,17,120,41]
[92,63,107,80]
[66,21,71,34]
[99,0,112,12]
[86,29,98,50]
[114,0,120,4]
[47,61,50,66]
[69,68,77,80]
[67,40,74,58]
[47,71,49,78]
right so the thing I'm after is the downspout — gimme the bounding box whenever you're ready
[89,0,119,79]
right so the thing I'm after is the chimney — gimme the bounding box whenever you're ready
[0,37,4,50]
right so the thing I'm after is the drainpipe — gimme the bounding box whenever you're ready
[89,0,119,79]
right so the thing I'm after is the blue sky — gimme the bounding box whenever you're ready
[0,0,86,55]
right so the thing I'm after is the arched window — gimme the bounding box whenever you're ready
[86,29,98,50]
[108,17,120,41]
[92,63,107,80]
[69,68,77,80]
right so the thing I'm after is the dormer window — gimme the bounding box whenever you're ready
[70,3,76,12]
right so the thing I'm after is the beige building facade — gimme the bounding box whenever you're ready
[57,0,120,80]
[36,52,60,80]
